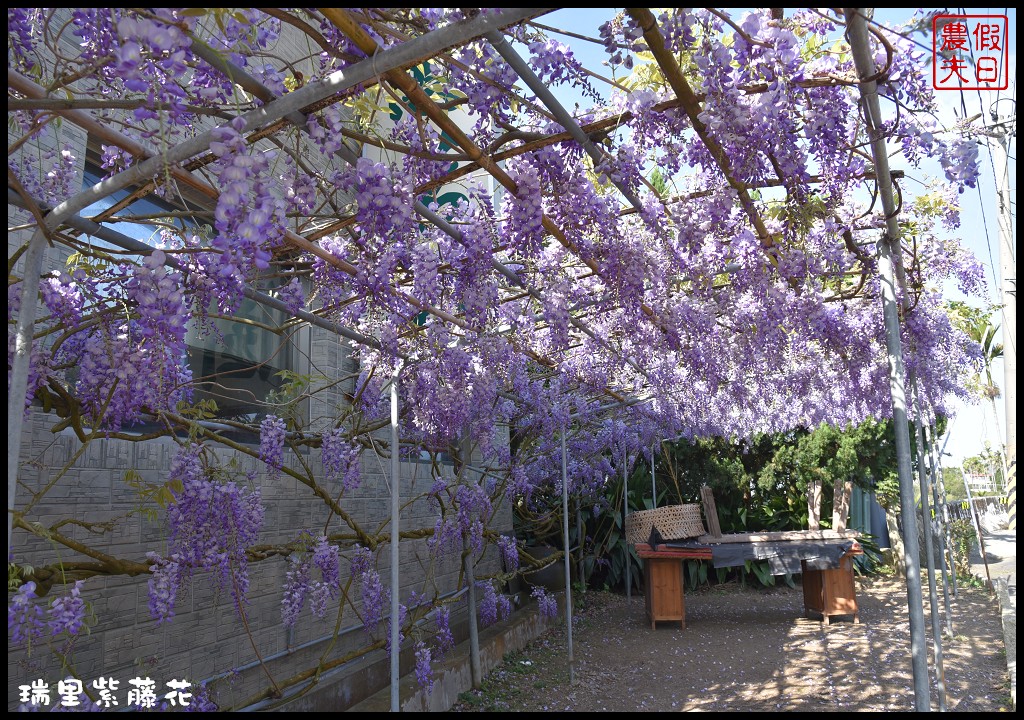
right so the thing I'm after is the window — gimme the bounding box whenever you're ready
[79,163,303,429]
[187,292,299,424]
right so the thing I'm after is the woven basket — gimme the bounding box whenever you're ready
[625,504,706,545]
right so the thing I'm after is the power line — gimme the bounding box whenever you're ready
[959,10,1010,306]
[862,12,938,56]
[974,170,1001,305]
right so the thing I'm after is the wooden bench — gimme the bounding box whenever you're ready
[632,481,862,629]
[635,544,712,629]
[698,482,862,624]
[636,540,862,628]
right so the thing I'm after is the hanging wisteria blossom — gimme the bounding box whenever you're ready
[7,7,990,712]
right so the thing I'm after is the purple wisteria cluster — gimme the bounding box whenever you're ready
[208,117,287,310]
[321,427,363,491]
[433,605,455,655]
[276,278,306,316]
[6,7,993,707]
[10,146,79,207]
[447,42,519,128]
[341,157,418,296]
[497,534,520,571]
[8,581,88,646]
[125,250,189,342]
[259,415,287,472]
[414,641,435,694]
[7,321,50,418]
[347,543,455,683]
[7,8,43,71]
[72,317,191,431]
[147,445,264,623]
[503,158,546,257]
[478,581,512,628]
[40,271,86,327]
[12,241,195,431]
[531,586,558,619]
[281,534,341,626]
[428,481,494,560]
[358,564,390,635]
[526,36,601,104]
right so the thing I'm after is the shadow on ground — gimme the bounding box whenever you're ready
[451,574,1012,712]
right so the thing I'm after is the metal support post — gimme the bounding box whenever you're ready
[911,376,947,711]
[561,425,575,684]
[389,370,401,711]
[846,8,931,709]
[989,113,1016,530]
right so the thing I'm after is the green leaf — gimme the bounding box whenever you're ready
[124,468,143,489]
[155,486,176,508]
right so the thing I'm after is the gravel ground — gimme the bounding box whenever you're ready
[451,575,1012,712]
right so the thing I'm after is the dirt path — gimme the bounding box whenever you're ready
[451,576,1012,712]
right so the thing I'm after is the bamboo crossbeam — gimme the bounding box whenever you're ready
[12,67,481,340]
[626,8,891,304]
[187,29,643,398]
[627,8,777,261]
[486,30,647,213]
[322,8,676,341]
[11,58,540,361]
[318,10,666,393]
[408,79,873,202]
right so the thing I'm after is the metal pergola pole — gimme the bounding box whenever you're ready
[922,419,954,634]
[911,375,947,711]
[651,444,657,510]
[389,368,401,712]
[963,472,994,592]
[561,423,575,685]
[845,8,930,711]
[624,449,631,601]
[486,30,646,213]
[7,229,47,550]
[989,115,1016,532]
[930,421,959,602]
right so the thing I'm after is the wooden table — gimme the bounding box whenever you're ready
[636,541,862,628]
[636,545,711,629]
[801,550,861,624]
[642,555,684,629]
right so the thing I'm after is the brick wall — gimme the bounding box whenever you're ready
[8,11,514,710]
[9,314,513,710]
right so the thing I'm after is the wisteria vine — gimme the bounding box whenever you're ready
[8,7,988,710]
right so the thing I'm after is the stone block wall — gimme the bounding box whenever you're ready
[8,13,514,708]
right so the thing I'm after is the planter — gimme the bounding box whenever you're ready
[522,544,572,592]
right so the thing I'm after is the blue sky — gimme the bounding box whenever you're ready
[531,8,1016,469]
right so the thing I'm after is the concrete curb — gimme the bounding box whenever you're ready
[347,600,559,712]
[970,525,1015,711]
[994,575,1016,710]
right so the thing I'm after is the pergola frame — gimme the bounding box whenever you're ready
[7,7,974,711]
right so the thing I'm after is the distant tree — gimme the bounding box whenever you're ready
[962,444,1005,495]
[947,301,1008,481]
[940,467,966,502]
[651,418,901,527]
[947,301,1003,401]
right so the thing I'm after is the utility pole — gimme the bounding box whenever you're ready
[989,103,1016,530]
